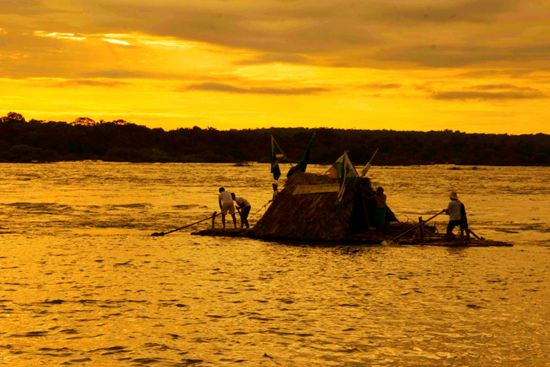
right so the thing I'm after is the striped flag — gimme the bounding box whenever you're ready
[326,152,358,202]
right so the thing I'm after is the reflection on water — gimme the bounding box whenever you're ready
[0,162,549,366]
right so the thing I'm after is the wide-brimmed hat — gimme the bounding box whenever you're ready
[450,191,458,200]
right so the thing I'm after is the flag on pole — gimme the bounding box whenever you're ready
[360,147,379,177]
[271,135,285,181]
[326,152,358,202]
[287,132,316,177]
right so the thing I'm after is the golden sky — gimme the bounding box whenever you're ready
[1,0,549,133]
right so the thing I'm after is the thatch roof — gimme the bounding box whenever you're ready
[252,172,397,241]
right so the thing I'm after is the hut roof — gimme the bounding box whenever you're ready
[253,171,397,241]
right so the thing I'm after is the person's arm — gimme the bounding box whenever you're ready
[234,200,242,215]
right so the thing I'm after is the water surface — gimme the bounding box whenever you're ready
[0,163,548,366]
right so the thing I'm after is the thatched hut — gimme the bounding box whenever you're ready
[252,171,398,241]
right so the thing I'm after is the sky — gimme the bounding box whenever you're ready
[0,0,549,134]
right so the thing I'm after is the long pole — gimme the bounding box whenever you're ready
[468,228,483,240]
[151,212,216,236]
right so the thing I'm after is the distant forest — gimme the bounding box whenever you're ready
[0,112,548,166]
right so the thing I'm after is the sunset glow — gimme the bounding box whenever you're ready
[1,1,549,133]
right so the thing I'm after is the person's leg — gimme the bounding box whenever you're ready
[374,208,384,235]
[462,222,470,240]
[221,204,231,230]
[379,209,386,234]
[446,221,454,239]
[226,204,237,229]
[242,206,250,229]
[237,208,244,228]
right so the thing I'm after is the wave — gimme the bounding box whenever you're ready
[107,203,152,210]
[171,204,200,210]
[2,202,73,214]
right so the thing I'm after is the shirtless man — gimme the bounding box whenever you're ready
[231,192,251,229]
[218,187,236,229]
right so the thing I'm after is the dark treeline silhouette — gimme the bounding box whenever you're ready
[0,112,548,165]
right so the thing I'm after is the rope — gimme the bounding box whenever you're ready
[251,200,271,217]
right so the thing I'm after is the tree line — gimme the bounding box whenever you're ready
[0,112,548,166]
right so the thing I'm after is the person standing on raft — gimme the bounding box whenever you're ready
[231,193,251,229]
[374,186,387,234]
[445,191,470,240]
[218,187,237,230]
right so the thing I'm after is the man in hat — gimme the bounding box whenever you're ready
[445,191,470,240]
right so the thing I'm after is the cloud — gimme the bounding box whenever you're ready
[432,84,546,100]
[235,53,312,66]
[364,83,402,90]
[370,43,550,68]
[455,69,537,78]
[82,69,214,81]
[47,79,130,88]
[184,82,329,95]
[471,84,536,91]
[0,0,47,15]
[83,70,162,79]
[81,0,548,69]
[0,32,193,80]
[0,0,549,75]
[375,0,519,23]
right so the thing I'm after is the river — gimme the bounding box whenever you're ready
[0,162,548,366]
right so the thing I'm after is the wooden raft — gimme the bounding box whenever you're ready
[191,228,512,247]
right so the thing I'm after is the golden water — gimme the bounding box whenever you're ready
[0,163,548,366]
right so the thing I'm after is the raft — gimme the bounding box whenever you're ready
[190,162,512,248]
[191,228,512,247]
[394,235,512,247]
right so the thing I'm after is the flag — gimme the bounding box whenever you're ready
[360,147,379,177]
[327,152,358,202]
[271,135,285,181]
[287,132,316,177]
